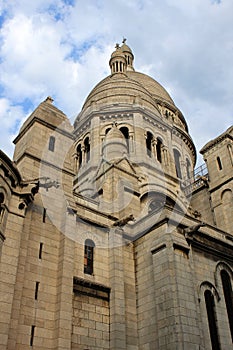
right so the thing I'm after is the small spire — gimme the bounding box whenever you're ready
[115,43,120,49]
[122,37,127,44]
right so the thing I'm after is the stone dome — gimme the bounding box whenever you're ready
[80,73,161,117]
[126,71,174,104]
[76,41,187,131]
[110,44,126,59]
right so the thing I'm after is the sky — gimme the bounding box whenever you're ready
[0,0,232,166]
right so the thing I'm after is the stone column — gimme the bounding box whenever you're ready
[152,139,157,159]
[55,210,75,350]
[81,145,86,164]
[129,133,134,153]
[161,145,169,166]
[109,227,127,349]
[1,202,27,349]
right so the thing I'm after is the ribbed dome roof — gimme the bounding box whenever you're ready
[80,72,162,116]
[76,41,185,130]
[110,47,126,59]
[126,71,174,104]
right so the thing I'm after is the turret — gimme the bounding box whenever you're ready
[102,124,128,161]
[109,43,127,74]
[200,126,233,233]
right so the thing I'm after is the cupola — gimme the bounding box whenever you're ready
[109,43,127,74]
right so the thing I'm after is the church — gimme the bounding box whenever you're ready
[0,40,233,350]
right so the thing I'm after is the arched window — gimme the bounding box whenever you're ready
[222,189,233,204]
[120,127,129,152]
[77,144,82,168]
[0,192,4,218]
[227,144,233,165]
[204,290,221,350]
[173,149,182,179]
[48,136,55,152]
[84,239,95,275]
[156,138,163,163]
[186,158,191,179]
[84,137,90,163]
[148,193,166,212]
[105,128,111,135]
[146,132,153,158]
[217,156,222,170]
[221,270,233,341]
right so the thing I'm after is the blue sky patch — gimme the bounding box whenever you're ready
[0,10,8,28]
[48,4,65,22]
[21,98,34,113]
[62,0,76,6]
[66,40,97,61]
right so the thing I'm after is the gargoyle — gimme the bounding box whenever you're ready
[112,214,135,227]
[184,222,206,239]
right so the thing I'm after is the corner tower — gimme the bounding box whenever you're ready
[200,126,233,233]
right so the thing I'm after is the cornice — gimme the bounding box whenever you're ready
[13,117,74,144]
[14,152,75,177]
[200,130,233,154]
[0,150,22,187]
[172,126,196,162]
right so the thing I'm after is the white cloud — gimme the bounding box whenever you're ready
[0,0,232,165]
[0,97,26,156]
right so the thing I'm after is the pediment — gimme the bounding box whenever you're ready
[95,156,137,181]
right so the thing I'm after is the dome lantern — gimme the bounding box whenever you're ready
[109,43,127,75]
[109,39,135,74]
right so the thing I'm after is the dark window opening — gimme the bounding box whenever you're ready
[217,156,222,170]
[49,136,55,152]
[0,193,4,204]
[0,192,4,216]
[221,270,233,341]
[120,127,129,151]
[186,158,191,179]
[173,149,182,179]
[156,138,162,163]
[84,239,95,275]
[30,325,35,347]
[146,132,153,158]
[105,128,111,135]
[120,61,123,72]
[204,290,221,350]
[77,144,82,168]
[84,137,90,163]
[42,208,46,223]
[39,243,43,260]
[35,282,39,300]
